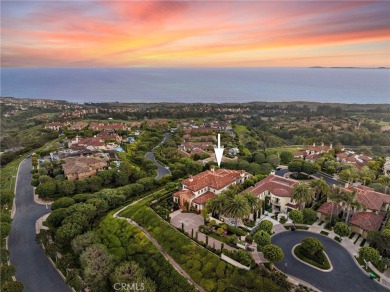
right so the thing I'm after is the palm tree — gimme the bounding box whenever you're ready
[206,195,226,218]
[243,192,262,220]
[291,183,314,208]
[224,194,251,227]
[327,186,344,223]
[340,190,362,223]
[309,178,330,200]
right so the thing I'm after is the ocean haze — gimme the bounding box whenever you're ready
[1,68,389,104]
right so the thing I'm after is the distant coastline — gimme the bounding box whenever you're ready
[309,66,389,69]
[2,67,389,104]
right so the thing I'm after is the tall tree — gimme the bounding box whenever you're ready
[243,192,262,218]
[309,179,330,200]
[262,244,284,268]
[224,194,251,227]
[291,183,314,208]
[340,190,362,223]
[206,195,226,217]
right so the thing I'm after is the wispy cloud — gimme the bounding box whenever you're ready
[1,0,389,67]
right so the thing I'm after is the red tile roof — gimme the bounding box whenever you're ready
[243,174,298,198]
[286,203,299,209]
[193,192,216,204]
[182,169,247,191]
[317,202,342,215]
[173,189,193,200]
[349,212,384,231]
[344,185,390,211]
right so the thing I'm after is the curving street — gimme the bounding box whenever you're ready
[272,231,387,292]
[8,157,70,292]
[145,133,171,179]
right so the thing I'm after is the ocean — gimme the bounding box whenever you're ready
[1,68,389,104]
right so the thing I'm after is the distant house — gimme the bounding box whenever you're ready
[293,143,334,160]
[127,137,135,143]
[336,151,372,169]
[129,122,142,128]
[69,121,88,131]
[178,141,213,151]
[242,174,300,213]
[45,122,68,131]
[229,148,240,155]
[384,157,390,176]
[62,156,107,180]
[96,131,122,143]
[89,122,129,131]
[173,166,250,212]
[69,136,106,150]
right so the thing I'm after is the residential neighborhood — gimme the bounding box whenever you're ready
[1,98,390,292]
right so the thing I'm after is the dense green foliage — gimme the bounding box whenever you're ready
[120,193,286,291]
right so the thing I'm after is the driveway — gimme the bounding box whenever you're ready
[8,157,70,292]
[171,212,204,232]
[272,231,387,292]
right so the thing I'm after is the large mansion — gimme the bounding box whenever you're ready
[62,156,107,180]
[242,174,300,213]
[173,167,250,212]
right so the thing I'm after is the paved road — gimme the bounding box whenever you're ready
[311,173,345,187]
[275,169,345,188]
[272,231,387,292]
[145,133,171,179]
[8,157,70,292]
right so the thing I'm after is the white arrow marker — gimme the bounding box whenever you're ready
[214,134,224,167]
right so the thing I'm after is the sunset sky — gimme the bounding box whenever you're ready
[2,0,389,68]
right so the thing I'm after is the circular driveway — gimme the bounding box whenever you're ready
[272,231,387,292]
[171,212,204,232]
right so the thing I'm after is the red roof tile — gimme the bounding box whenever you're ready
[243,175,297,198]
[349,212,384,231]
[173,189,193,200]
[182,169,247,191]
[317,202,342,215]
[192,192,216,204]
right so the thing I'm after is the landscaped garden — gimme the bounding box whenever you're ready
[119,191,292,291]
[293,237,331,270]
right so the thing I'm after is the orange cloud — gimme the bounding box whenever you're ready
[1,1,389,67]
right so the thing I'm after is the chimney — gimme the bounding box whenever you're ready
[240,170,245,177]
[321,142,324,146]
[270,170,276,175]
[345,182,349,188]
[330,143,333,149]
[189,176,193,182]
[313,142,316,147]
[210,165,215,172]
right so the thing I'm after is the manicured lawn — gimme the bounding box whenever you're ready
[294,245,331,270]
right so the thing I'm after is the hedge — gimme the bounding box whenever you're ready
[119,193,285,292]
